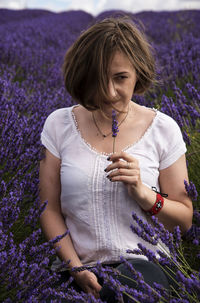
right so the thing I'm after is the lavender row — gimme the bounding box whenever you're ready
[0,9,200,302]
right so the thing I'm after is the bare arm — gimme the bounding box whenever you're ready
[39,148,101,297]
[136,154,193,232]
[106,153,193,233]
[39,149,83,269]
[157,154,193,232]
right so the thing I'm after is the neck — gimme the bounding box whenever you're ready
[95,102,130,122]
[92,102,132,138]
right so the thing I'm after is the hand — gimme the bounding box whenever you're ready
[105,151,145,202]
[72,270,102,298]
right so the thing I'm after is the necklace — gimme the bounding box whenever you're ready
[92,104,130,138]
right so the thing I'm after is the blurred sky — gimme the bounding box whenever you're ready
[0,0,200,15]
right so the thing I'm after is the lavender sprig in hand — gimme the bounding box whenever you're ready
[112,110,119,153]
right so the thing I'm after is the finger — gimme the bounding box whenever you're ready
[89,281,102,293]
[107,168,139,179]
[109,175,140,184]
[105,159,138,172]
[106,158,139,173]
[88,280,102,293]
[94,283,102,293]
[87,287,100,299]
[108,151,137,163]
[84,287,96,296]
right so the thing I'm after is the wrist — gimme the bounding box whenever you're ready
[143,193,164,215]
[141,187,168,216]
[130,184,156,209]
[70,268,88,278]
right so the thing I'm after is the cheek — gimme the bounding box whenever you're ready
[128,81,136,93]
[132,79,137,91]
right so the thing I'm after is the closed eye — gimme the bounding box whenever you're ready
[116,75,128,80]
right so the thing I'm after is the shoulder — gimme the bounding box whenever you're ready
[134,103,182,135]
[155,110,183,136]
[134,105,187,169]
[42,106,75,132]
[41,105,75,141]
[152,109,185,149]
[155,110,186,169]
[157,110,179,125]
[41,106,75,158]
[134,104,180,135]
[44,106,72,124]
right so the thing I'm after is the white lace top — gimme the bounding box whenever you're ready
[41,104,186,268]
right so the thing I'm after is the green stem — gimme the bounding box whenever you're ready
[177,245,195,273]
[122,291,140,303]
[113,137,116,153]
[157,242,191,277]
[159,264,180,288]
[118,273,168,302]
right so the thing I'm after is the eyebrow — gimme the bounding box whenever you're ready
[113,71,129,76]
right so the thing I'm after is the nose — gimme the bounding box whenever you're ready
[108,79,117,98]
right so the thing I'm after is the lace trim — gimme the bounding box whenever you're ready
[71,105,112,156]
[70,105,158,157]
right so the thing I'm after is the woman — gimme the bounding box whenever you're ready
[39,17,193,301]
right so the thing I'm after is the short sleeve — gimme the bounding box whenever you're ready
[158,114,187,170]
[40,110,61,159]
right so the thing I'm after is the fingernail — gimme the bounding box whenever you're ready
[107,156,110,161]
[104,168,107,172]
[106,176,112,181]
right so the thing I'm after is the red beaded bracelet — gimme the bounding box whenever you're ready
[144,193,164,216]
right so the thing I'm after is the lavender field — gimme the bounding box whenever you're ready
[0,8,200,302]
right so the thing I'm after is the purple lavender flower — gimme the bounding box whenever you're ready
[129,243,158,263]
[183,224,200,245]
[112,110,119,137]
[194,210,200,224]
[112,109,119,153]
[176,270,200,298]
[184,180,198,201]
[173,225,182,248]
[130,212,158,245]
[1,8,200,302]
[182,130,191,146]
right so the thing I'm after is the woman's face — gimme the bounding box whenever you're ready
[103,50,137,111]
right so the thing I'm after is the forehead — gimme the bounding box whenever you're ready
[109,51,133,73]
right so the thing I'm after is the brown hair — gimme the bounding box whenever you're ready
[62,17,156,110]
